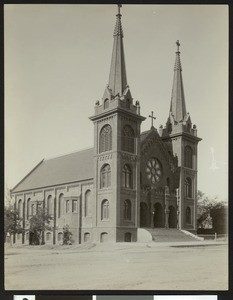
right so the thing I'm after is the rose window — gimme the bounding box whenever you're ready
[146,158,163,183]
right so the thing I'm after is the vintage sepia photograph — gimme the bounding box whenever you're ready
[4,4,228,291]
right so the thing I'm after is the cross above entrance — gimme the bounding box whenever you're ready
[149,111,156,128]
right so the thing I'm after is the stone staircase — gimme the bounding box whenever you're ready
[144,228,199,242]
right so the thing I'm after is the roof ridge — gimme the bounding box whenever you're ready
[44,146,93,161]
[141,129,151,135]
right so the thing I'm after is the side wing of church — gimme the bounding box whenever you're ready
[10,6,201,245]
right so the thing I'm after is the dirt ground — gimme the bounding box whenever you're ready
[4,242,228,290]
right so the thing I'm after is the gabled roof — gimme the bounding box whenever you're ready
[11,148,94,193]
[140,129,151,143]
[12,129,171,194]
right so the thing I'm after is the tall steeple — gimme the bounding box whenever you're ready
[107,4,128,97]
[169,40,187,122]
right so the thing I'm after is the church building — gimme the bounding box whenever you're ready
[11,6,201,245]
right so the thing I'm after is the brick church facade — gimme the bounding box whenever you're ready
[11,6,201,245]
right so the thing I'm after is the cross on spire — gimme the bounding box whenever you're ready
[117,4,122,15]
[176,40,180,52]
[149,111,156,128]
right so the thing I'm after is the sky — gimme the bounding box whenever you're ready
[4,4,228,200]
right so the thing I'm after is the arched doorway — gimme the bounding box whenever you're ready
[29,231,39,245]
[153,203,164,228]
[168,205,177,228]
[140,202,148,227]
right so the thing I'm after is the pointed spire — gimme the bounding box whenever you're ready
[170,40,187,122]
[108,4,128,97]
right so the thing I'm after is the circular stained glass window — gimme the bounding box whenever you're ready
[146,158,163,184]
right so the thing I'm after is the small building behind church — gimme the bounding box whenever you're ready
[10,6,201,245]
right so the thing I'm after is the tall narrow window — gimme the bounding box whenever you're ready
[122,125,135,153]
[124,199,132,220]
[46,232,51,241]
[101,199,109,220]
[99,124,112,153]
[122,164,132,188]
[185,177,192,198]
[72,200,77,213]
[85,190,91,217]
[104,98,109,109]
[58,193,64,218]
[66,200,70,213]
[100,164,111,188]
[31,204,35,215]
[184,146,193,168]
[27,198,31,219]
[126,99,130,109]
[186,207,191,224]
[18,199,23,218]
[58,232,63,242]
[47,195,53,215]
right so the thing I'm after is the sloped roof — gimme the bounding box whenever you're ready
[11,148,94,193]
[12,129,160,194]
[140,129,151,143]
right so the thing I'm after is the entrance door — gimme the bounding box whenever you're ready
[124,232,132,242]
[29,231,39,245]
[140,202,148,227]
[153,203,164,227]
[168,205,177,228]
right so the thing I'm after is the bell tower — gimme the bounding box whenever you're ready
[160,41,202,232]
[90,5,145,243]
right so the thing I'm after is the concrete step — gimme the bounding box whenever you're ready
[143,228,199,242]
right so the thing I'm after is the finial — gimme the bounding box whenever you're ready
[117,4,122,15]
[176,40,180,52]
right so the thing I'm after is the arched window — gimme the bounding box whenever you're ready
[84,232,90,242]
[46,232,51,241]
[57,232,63,242]
[101,199,109,220]
[18,199,23,218]
[99,124,112,153]
[66,200,70,213]
[184,146,193,168]
[122,125,135,153]
[100,232,108,242]
[100,164,111,188]
[185,177,192,198]
[27,198,31,219]
[31,204,35,215]
[186,207,191,224]
[58,193,64,218]
[124,199,132,220]
[85,190,91,216]
[122,164,132,188]
[126,99,130,109]
[104,98,109,109]
[47,195,53,215]
[72,200,77,212]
